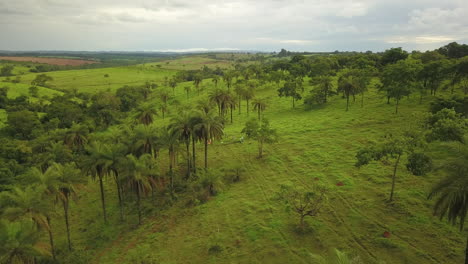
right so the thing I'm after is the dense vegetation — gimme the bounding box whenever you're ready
[0,43,467,263]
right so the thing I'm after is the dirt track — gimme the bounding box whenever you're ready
[0,56,99,66]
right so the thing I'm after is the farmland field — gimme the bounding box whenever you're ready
[0,56,99,66]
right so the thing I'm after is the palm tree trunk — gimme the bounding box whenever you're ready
[395,98,399,114]
[465,234,468,264]
[186,141,191,179]
[389,154,401,202]
[114,171,124,221]
[192,136,196,173]
[246,99,250,114]
[62,199,72,251]
[136,186,141,225]
[98,176,107,223]
[204,138,208,169]
[346,95,350,111]
[46,216,56,260]
[230,105,233,123]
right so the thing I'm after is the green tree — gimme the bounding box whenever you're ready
[309,75,335,104]
[242,118,278,158]
[428,147,468,264]
[355,133,430,201]
[123,154,155,225]
[381,60,418,114]
[0,65,14,77]
[252,97,267,120]
[277,184,327,230]
[134,103,158,126]
[381,47,408,65]
[426,108,467,143]
[31,74,53,87]
[195,111,224,169]
[0,219,50,263]
[169,112,193,178]
[6,110,42,139]
[278,78,303,108]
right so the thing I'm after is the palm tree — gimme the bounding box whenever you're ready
[234,84,245,115]
[0,219,51,264]
[184,86,191,99]
[101,144,127,221]
[83,141,110,223]
[243,82,256,115]
[212,76,220,88]
[134,104,158,126]
[50,163,85,251]
[195,111,224,169]
[159,127,178,190]
[158,89,171,119]
[223,71,234,91]
[0,186,53,260]
[252,98,268,120]
[428,148,468,264]
[130,124,160,158]
[337,74,356,112]
[123,154,155,225]
[169,111,193,178]
[196,99,214,114]
[189,113,203,173]
[193,74,203,95]
[64,123,88,152]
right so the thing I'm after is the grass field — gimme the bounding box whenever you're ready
[150,56,234,70]
[41,67,464,264]
[0,65,177,94]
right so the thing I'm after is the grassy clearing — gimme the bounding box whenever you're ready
[0,65,177,94]
[0,82,62,99]
[49,69,465,264]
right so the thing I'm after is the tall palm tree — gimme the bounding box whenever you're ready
[243,82,256,115]
[101,144,127,221]
[337,74,356,112]
[134,104,158,126]
[51,163,85,251]
[159,127,178,190]
[252,98,268,120]
[83,141,110,223]
[234,84,245,115]
[0,219,51,264]
[64,123,89,152]
[130,124,160,158]
[123,154,155,225]
[189,113,203,173]
[195,111,224,169]
[169,111,193,178]
[193,74,203,95]
[212,76,220,88]
[184,86,191,99]
[0,186,53,260]
[196,99,214,114]
[428,148,468,264]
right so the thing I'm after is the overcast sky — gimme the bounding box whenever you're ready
[1,0,467,52]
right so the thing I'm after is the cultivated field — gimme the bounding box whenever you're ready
[0,56,99,66]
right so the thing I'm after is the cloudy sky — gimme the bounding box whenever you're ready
[1,0,467,52]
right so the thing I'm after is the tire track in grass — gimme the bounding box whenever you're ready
[244,157,308,263]
[286,146,441,264]
[276,153,379,261]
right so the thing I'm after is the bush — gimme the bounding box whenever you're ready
[406,152,432,176]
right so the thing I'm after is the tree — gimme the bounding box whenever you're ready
[426,108,467,143]
[193,74,203,95]
[29,86,39,97]
[428,146,468,264]
[0,219,50,263]
[381,60,418,114]
[195,111,224,169]
[169,112,193,178]
[130,124,160,157]
[309,75,335,104]
[6,110,42,139]
[0,186,54,259]
[355,133,430,201]
[252,97,267,120]
[158,89,171,119]
[277,184,327,230]
[184,85,191,99]
[212,76,220,88]
[169,77,178,95]
[63,123,89,152]
[337,72,356,112]
[223,71,235,90]
[0,65,14,77]
[242,118,278,158]
[134,103,158,126]
[381,47,408,65]
[123,154,155,225]
[83,141,110,222]
[31,74,53,87]
[278,78,302,108]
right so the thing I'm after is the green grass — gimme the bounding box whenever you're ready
[148,55,233,70]
[0,65,177,94]
[0,82,62,99]
[44,65,466,264]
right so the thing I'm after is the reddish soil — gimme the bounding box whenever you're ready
[0,56,99,66]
